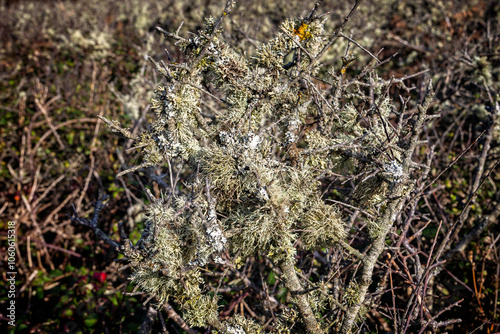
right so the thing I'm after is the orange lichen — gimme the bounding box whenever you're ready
[340,52,357,75]
[293,23,312,41]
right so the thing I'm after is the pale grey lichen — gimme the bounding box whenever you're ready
[225,325,246,334]
[384,160,404,181]
[285,117,301,146]
[246,133,262,150]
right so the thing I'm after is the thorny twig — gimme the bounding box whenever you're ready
[69,193,121,251]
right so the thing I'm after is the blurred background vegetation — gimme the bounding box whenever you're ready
[0,0,499,333]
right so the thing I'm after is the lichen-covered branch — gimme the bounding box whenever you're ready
[88,0,444,332]
[281,262,325,334]
[340,82,435,334]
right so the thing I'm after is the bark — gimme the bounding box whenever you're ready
[281,262,325,334]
